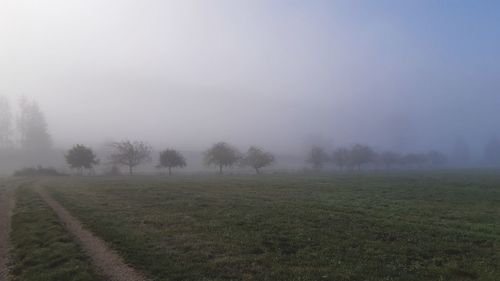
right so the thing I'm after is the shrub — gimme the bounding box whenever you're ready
[13,166,66,177]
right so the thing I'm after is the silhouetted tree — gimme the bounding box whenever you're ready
[484,136,500,166]
[158,149,186,175]
[349,144,375,170]
[307,146,329,171]
[110,140,152,176]
[65,144,99,175]
[0,96,12,148]
[204,142,240,175]
[241,146,274,174]
[17,97,51,151]
[331,147,350,171]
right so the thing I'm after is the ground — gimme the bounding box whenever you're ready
[1,171,499,280]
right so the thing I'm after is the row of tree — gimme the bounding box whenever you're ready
[67,140,450,176]
[203,142,275,174]
[3,96,500,173]
[58,137,500,174]
[307,144,448,171]
[65,141,275,175]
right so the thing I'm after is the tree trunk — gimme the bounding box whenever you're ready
[168,167,172,176]
[219,165,223,175]
[129,166,133,176]
[255,167,260,174]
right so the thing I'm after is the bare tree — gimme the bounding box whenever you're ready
[110,140,152,176]
[158,149,186,175]
[241,146,274,174]
[307,145,329,171]
[204,142,240,175]
[65,144,99,175]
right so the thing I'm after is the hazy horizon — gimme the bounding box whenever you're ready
[1,0,499,157]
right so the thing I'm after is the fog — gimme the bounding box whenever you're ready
[1,1,500,171]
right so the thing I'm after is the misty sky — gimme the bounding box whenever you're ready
[1,0,499,154]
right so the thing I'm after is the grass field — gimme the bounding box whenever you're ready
[35,171,500,281]
[9,184,102,281]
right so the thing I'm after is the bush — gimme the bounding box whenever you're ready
[103,165,122,176]
[13,166,66,177]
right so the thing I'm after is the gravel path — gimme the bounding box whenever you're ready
[0,182,15,281]
[36,185,150,281]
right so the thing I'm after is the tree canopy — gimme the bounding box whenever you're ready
[158,149,186,175]
[204,142,240,174]
[241,146,274,174]
[65,144,99,174]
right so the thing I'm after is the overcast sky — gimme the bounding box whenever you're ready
[1,0,499,154]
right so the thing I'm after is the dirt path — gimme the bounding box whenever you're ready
[0,182,15,281]
[36,185,149,281]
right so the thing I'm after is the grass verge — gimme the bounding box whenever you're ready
[9,186,102,281]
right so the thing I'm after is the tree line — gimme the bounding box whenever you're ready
[58,137,500,174]
[65,141,275,176]
[2,96,500,174]
[66,140,453,176]
[307,144,448,171]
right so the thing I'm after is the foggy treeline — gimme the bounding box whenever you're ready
[1,96,500,176]
[0,96,58,173]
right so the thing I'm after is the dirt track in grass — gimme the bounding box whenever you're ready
[0,182,16,281]
[36,184,149,281]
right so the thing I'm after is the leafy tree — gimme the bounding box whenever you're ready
[110,140,152,175]
[65,144,99,175]
[204,142,240,175]
[349,144,375,170]
[158,149,186,175]
[241,146,274,174]
[17,97,51,151]
[307,145,329,171]
[331,147,350,171]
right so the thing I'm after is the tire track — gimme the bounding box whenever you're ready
[0,183,15,281]
[36,185,150,281]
